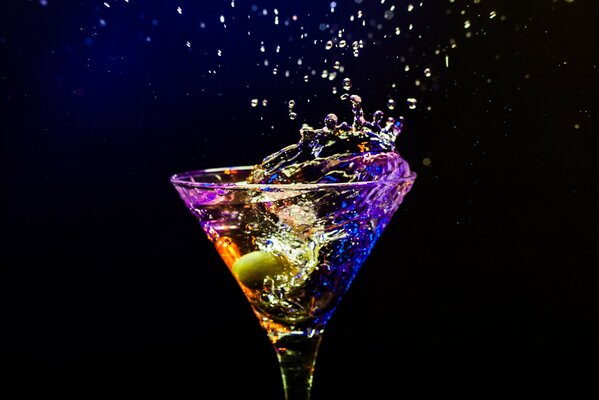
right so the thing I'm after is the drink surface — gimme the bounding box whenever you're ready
[190,175,410,334]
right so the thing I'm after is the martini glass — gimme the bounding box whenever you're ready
[171,165,415,399]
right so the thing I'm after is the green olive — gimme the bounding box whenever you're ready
[232,251,288,289]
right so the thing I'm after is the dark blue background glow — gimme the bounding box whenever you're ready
[2,0,598,395]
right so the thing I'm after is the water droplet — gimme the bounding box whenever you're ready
[343,78,352,91]
[373,110,385,124]
[349,94,362,106]
[325,40,334,50]
[251,99,259,107]
[387,98,396,110]
[424,68,432,77]
[407,98,417,110]
[324,114,338,130]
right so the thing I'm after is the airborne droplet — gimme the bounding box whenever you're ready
[373,110,385,124]
[343,78,352,91]
[407,98,417,110]
[324,113,338,130]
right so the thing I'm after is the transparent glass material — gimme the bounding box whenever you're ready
[171,165,415,400]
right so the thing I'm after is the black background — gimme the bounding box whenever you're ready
[2,0,598,396]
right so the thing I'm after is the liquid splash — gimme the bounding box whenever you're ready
[249,95,411,185]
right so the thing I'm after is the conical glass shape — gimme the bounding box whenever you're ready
[171,165,415,399]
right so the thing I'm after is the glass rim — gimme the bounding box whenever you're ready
[170,165,417,190]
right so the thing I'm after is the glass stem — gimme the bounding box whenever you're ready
[272,332,323,400]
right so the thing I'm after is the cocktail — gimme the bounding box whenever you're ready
[171,97,415,399]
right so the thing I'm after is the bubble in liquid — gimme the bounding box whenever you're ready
[288,100,296,108]
[387,98,396,110]
[343,78,352,91]
[262,99,268,107]
[339,40,347,48]
[424,68,432,77]
[334,61,341,70]
[325,40,334,50]
[340,93,350,101]
[384,10,394,20]
[304,75,309,82]
[289,112,298,120]
[407,98,417,110]
[251,99,259,107]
